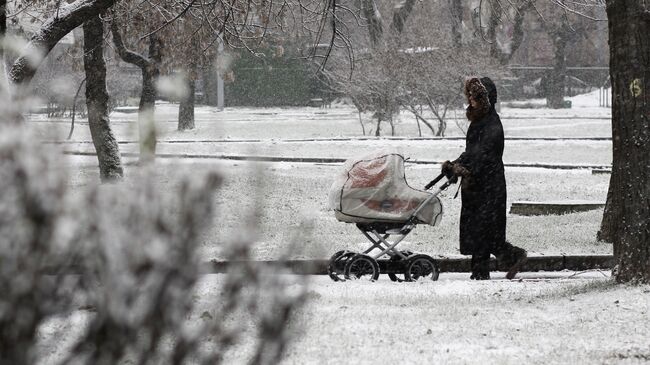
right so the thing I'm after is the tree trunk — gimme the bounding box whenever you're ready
[436,117,446,137]
[449,0,462,48]
[357,110,366,136]
[83,15,123,181]
[1,0,7,91]
[178,68,196,131]
[111,22,161,162]
[487,1,528,65]
[602,0,650,283]
[390,0,417,34]
[545,26,569,108]
[487,2,501,61]
[361,0,383,48]
[598,173,622,246]
[1,0,6,56]
[509,4,528,61]
[202,66,218,106]
[138,66,157,161]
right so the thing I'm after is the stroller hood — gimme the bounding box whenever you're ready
[329,151,443,226]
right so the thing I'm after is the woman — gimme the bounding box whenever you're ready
[443,77,527,280]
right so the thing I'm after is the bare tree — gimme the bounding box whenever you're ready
[1,1,124,181]
[325,0,504,137]
[474,0,604,108]
[166,15,219,131]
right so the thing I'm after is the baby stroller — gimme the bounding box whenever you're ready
[327,151,455,282]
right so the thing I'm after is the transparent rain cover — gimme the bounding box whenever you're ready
[328,150,443,226]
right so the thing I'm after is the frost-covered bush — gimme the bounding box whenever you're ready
[0,127,306,365]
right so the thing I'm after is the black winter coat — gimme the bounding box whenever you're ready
[454,108,507,255]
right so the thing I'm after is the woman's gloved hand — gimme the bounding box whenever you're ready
[441,160,454,175]
[452,164,471,178]
[442,160,470,178]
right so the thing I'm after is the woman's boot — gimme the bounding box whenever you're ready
[470,254,490,280]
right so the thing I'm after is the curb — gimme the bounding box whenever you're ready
[204,255,614,275]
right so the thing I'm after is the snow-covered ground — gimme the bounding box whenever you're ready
[29,90,650,365]
[37,273,650,365]
[281,274,649,365]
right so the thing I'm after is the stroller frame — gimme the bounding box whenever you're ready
[328,173,455,282]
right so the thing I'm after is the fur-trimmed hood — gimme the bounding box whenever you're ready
[465,78,491,122]
[480,77,498,106]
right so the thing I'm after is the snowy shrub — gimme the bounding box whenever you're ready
[0,127,306,365]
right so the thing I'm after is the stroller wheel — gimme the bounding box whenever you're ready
[328,250,353,282]
[388,250,413,282]
[404,254,440,282]
[344,254,380,281]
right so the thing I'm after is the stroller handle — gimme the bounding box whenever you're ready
[424,172,457,191]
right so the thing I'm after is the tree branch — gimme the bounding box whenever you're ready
[407,104,436,135]
[110,20,151,69]
[9,0,117,87]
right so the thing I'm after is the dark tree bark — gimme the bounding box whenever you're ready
[1,0,6,87]
[486,2,500,59]
[598,173,622,245]
[508,4,529,60]
[390,0,417,34]
[9,0,117,89]
[178,65,196,131]
[449,0,463,48]
[1,0,6,49]
[601,0,650,283]
[83,15,123,181]
[487,1,529,65]
[545,23,570,108]
[202,65,218,106]
[111,21,161,161]
[362,0,418,48]
[361,0,384,48]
